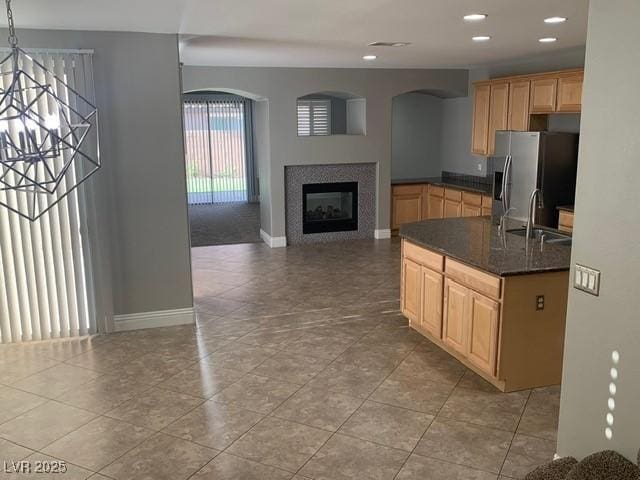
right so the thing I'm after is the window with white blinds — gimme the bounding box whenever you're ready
[0,49,96,344]
[297,99,331,136]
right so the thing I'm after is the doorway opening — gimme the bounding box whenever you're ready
[183,92,260,246]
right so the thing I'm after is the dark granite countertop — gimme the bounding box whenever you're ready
[391,176,493,195]
[400,216,572,276]
[556,205,575,213]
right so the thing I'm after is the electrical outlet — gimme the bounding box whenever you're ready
[477,163,483,172]
[536,295,545,310]
[574,264,601,296]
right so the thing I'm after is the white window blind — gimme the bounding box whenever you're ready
[297,99,331,136]
[0,49,96,344]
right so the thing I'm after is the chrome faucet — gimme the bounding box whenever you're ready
[526,188,544,242]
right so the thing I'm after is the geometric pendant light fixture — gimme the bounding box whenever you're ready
[0,0,99,221]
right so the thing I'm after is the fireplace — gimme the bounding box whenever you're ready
[303,182,358,234]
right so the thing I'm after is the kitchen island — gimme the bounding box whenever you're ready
[400,216,571,392]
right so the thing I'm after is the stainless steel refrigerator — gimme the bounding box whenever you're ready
[491,131,579,227]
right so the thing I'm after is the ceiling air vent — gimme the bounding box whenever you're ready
[368,42,411,47]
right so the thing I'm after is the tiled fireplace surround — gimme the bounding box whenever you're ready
[285,163,377,245]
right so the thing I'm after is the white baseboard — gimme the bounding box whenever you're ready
[260,229,287,248]
[374,229,391,239]
[113,307,196,332]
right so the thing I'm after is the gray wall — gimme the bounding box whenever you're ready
[183,67,468,238]
[4,29,193,319]
[252,100,272,235]
[557,0,640,461]
[391,93,443,180]
[440,48,586,177]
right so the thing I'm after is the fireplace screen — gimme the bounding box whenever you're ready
[303,182,358,234]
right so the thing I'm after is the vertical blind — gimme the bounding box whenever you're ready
[183,95,255,205]
[0,49,96,344]
[297,99,331,136]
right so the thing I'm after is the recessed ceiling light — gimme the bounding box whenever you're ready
[464,13,487,21]
[544,16,567,24]
[362,55,377,61]
[472,36,491,42]
[539,37,557,43]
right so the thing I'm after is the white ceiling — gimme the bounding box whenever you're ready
[5,0,589,68]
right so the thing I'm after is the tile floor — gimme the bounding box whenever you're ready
[0,239,560,480]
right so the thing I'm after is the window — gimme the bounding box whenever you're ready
[297,99,331,136]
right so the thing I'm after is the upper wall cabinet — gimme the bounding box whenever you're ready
[297,92,366,137]
[471,69,583,156]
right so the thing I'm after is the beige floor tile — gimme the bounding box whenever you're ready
[201,344,278,373]
[415,418,513,474]
[155,363,245,399]
[17,338,95,362]
[64,343,145,372]
[11,364,103,399]
[0,438,34,461]
[0,355,60,384]
[100,433,218,480]
[333,342,411,370]
[56,374,154,414]
[457,370,504,393]
[299,433,409,480]
[273,386,363,431]
[110,352,195,384]
[237,329,305,349]
[306,363,393,399]
[395,454,498,480]
[283,335,354,360]
[517,386,560,441]
[392,349,467,386]
[163,401,263,450]
[191,452,292,480]
[251,352,331,385]
[439,388,530,432]
[105,387,203,430]
[370,375,454,414]
[211,374,299,414]
[227,416,330,472]
[339,401,434,451]
[500,434,556,479]
[0,401,96,450]
[43,416,154,471]
[0,385,47,424]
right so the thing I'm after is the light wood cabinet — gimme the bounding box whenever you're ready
[401,257,422,323]
[427,185,444,219]
[471,83,491,155]
[444,199,461,218]
[508,80,531,131]
[391,185,423,230]
[420,267,444,338]
[401,239,570,392]
[530,78,558,113]
[558,210,574,233]
[443,278,468,355]
[557,73,584,113]
[482,194,493,216]
[487,82,510,155]
[467,291,500,376]
[461,192,484,218]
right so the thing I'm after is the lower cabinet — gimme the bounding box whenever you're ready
[401,258,422,323]
[467,291,500,376]
[392,185,424,231]
[443,278,469,355]
[421,266,443,338]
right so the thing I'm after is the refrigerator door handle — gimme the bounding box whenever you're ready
[504,154,513,211]
[500,154,511,212]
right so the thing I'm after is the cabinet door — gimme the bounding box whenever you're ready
[421,267,444,338]
[508,80,531,131]
[427,193,444,219]
[557,73,583,113]
[462,204,482,217]
[401,258,422,323]
[443,279,468,354]
[444,199,461,218]
[471,83,491,155]
[487,82,509,155]
[392,193,423,229]
[530,78,558,113]
[467,291,500,376]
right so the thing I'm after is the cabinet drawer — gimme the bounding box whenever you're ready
[404,241,444,272]
[482,195,493,208]
[445,258,502,300]
[558,211,574,228]
[393,184,424,196]
[428,185,444,197]
[462,192,482,206]
[445,188,462,201]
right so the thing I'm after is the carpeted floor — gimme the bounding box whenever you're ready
[189,202,261,247]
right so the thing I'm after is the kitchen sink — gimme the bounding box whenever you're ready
[507,227,572,246]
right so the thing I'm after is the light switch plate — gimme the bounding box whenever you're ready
[574,264,601,296]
